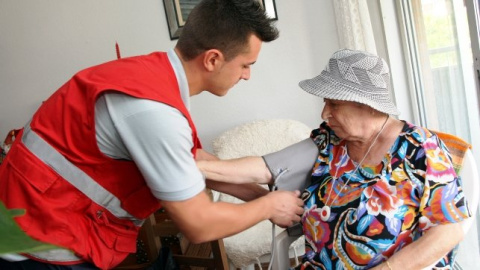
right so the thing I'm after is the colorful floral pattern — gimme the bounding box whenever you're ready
[296,121,469,269]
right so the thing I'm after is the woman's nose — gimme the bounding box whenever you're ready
[321,106,330,121]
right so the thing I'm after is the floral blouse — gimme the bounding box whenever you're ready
[297,121,470,269]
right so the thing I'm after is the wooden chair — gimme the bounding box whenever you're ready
[114,224,154,270]
[145,208,228,270]
[116,208,228,270]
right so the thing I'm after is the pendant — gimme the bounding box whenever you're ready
[320,205,331,222]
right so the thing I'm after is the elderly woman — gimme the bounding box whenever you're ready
[198,49,470,269]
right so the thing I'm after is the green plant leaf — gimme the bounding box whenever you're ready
[0,201,58,254]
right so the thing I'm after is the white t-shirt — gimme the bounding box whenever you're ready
[94,49,205,201]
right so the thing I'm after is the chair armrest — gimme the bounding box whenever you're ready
[271,229,303,269]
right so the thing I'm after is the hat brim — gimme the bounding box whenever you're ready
[299,73,400,116]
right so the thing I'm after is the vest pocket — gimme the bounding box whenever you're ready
[0,143,61,233]
[89,203,138,252]
[88,204,138,268]
[7,143,59,193]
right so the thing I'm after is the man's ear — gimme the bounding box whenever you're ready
[203,49,224,72]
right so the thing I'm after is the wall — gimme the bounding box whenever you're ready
[0,0,339,152]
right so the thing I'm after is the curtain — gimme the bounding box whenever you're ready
[333,0,377,54]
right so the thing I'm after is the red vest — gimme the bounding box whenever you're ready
[0,52,201,269]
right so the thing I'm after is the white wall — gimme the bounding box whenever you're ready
[0,0,339,152]
[0,0,174,138]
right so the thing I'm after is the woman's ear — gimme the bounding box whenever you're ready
[203,49,224,72]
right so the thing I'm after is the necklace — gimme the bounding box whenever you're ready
[319,115,390,222]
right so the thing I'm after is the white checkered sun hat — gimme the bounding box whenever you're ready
[299,48,400,116]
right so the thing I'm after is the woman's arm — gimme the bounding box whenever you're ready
[206,180,269,201]
[372,220,464,270]
[196,139,318,186]
[196,148,220,161]
[196,149,271,199]
[373,132,469,269]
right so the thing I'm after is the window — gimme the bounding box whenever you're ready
[399,0,480,145]
[398,0,480,268]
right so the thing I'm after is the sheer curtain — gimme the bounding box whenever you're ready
[333,0,377,53]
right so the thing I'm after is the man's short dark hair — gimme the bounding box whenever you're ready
[176,0,279,61]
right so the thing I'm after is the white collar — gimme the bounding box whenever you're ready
[167,48,190,110]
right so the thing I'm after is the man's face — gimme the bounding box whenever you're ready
[207,34,262,96]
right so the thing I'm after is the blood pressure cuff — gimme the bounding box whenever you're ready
[262,138,319,191]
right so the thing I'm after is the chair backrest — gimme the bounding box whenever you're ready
[459,149,479,234]
[432,131,478,231]
[420,148,479,270]
[433,131,479,232]
[213,119,312,159]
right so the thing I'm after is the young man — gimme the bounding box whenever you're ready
[0,0,304,269]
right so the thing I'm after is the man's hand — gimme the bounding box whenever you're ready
[162,189,304,243]
[264,190,304,228]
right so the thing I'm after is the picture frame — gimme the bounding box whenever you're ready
[163,0,278,40]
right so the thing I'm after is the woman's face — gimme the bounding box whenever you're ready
[321,99,373,140]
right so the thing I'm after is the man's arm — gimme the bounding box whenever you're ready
[161,188,304,244]
[197,139,318,189]
[197,156,272,184]
[98,95,302,242]
[197,148,271,201]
